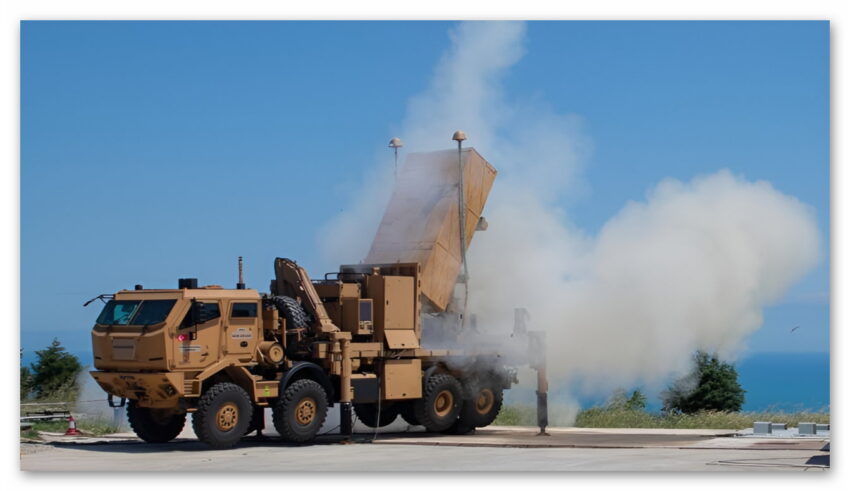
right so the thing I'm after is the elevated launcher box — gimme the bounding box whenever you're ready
[364,148,497,312]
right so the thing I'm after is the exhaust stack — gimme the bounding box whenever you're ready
[236,256,246,290]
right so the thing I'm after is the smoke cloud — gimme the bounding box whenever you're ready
[320,22,820,398]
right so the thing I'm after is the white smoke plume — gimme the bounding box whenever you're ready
[320,22,821,399]
[472,171,820,395]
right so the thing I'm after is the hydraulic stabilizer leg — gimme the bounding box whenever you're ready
[536,369,549,436]
[339,335,354,442]
[340,402,353,438]
[529,330,550,436]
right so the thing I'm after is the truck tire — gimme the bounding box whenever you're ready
[413,373,462,432]
[192,382,253,449]
[127,401,186,443]
[271,296,310,330]
[398,402,421,426]
[353,403,399,428]
[273,379,328,443]
[458,384,504,429]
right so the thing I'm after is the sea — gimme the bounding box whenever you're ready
[735,352,830,412]
[22,350,829,413]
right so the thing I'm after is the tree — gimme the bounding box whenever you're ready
[29,338,83,400]
[607,388,647,411]
[662,351,745,413]
[20,349,33,400]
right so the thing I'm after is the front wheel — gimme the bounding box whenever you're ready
[127,401,186,443]
[272,379,329,443]
[192,382,253,449]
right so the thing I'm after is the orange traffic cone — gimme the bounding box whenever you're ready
[64,415,81,436]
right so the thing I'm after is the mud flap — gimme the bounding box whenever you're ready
[108,394,127,408]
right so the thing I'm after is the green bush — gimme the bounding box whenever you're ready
[662,351,745,413]
[27,339,83,401]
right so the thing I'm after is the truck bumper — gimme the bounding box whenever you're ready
[90,371,185,407]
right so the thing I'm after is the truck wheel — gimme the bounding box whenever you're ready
[272,296,310,330]
[272,379,328,443]
[192,382,253,449]
[353,403,399,428]
[398,402,421,426]
[127,401,186,443]
[413,373,462,432]
[456,384,504,429]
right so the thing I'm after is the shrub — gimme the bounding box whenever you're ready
[662,351,745,413]
[29,339,83,400]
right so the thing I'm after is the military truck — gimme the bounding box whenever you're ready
[88,145,546,449]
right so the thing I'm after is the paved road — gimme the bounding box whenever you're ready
[20,430,829,472]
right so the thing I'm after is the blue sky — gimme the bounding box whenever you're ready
[21,21,828,357]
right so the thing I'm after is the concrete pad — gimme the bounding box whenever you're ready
[23,424,829,472]
[19,440,829,472]
[371,426,735,449]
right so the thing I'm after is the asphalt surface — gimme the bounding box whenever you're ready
[20,426,830,472]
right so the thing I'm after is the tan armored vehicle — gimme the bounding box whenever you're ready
[89,145,546,449]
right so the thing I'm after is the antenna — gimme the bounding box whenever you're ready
[389,137,403,179]
[236,256,245,290]
[452,130,469,330]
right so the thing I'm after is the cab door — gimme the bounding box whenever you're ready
[223,300,260,361]
[173,301,222,369]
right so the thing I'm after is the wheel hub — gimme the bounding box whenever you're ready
[216,403,239,432]
[434,390,454,418]
[295,397,316,425]
[475,389,495,415]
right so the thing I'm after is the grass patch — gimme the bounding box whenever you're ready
[493,404,578,427]
[22,394,126,440]
[21,418,123,440]
[576,408,829,429]
[493,404,537,426]
[493,404,829,430]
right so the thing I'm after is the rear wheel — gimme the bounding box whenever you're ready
[192,382,253,449]
[462,385,503,428]
[273,379,328,443]
[449,381,504,434]
[354,403,399,428]
[413,373,462,432]
[127,401,186,443]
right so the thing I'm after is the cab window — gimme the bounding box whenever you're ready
[231,302,257,318]
[132,300,177,325]
[180,302,220,328]
[96,300,140,325]
[96,299,176,326]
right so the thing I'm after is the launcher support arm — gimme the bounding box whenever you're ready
[271,257,339,334]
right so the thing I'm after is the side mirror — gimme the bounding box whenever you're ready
[190,300,211,325]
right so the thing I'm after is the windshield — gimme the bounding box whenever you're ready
[96,299,176,326]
